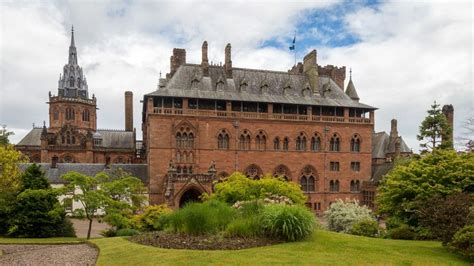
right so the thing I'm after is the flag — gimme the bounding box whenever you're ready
[289,34,295,50]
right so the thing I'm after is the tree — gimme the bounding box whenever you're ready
[417,101,452,152]
[0,125,14,146]
[376,149,474,229]
[61,170,146,239]
[20,164,50,191]
[0,145,27,194]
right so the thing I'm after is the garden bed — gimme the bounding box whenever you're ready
[130,231,282,250]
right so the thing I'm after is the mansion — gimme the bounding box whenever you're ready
[16,29,416,213]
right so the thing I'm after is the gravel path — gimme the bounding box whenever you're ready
[0,244,98,266]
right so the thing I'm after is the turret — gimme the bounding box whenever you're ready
[345,69,359,102]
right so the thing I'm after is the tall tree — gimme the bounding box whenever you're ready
[417,101,452,152]
[0,125,14,146]
[20,164,50,191]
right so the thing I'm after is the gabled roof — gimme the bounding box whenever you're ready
[19,163,148,184]
[372,131,411,159]
[17,128,42,146]
[146,64,376,109]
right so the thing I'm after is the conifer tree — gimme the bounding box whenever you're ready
[417,101,452,152]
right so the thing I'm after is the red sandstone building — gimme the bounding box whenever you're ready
[16,28,141,164]
[143,41,386,212]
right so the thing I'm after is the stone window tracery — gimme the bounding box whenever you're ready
[273,165,291,181]
[239,130,251,150]
[296,132,307,151]
[299,166,316,192]
[350,134,361,152]
[82,109,90,122]
[283,137,289,151]
[256,131,266,150]
[65,108,75,120]
[244,164,262,179]
[217,129,230,149]
[63,154,74,163]
[330,133,341,152]
[176,127,194,149]
[311,133,321,151]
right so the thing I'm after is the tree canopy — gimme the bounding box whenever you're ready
[417,101,452,152]
[0,145,27,193]
[376,149,474,227]
[0,125,14,146]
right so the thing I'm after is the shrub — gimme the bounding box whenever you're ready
[168,200,235,235]
[324,199,374,233]
[55,218,77,237]
[100,228,117,237]
[261,204,315,241]
[133,205,172,231]
[225,217,262,238]
[449,225,474,261]
[9,189,71,237]
[116,228,139,237]
[388,225,416,240]
[20,164,50,191]
[415,193,473,244]
[350,219,379,237]
[208,172,306,205]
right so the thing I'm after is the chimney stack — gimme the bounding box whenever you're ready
[224,43,232,77]
[390,119,398,139]
[202,41,209,76]
[169,48,186,78]
[303,50,319,94]
[125,91,133,132]
[442,104,454,147]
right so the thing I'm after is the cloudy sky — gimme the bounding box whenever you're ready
[1,0,472,152]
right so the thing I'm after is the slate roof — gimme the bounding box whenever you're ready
[372,132,411,159]
[371,163,394,183]
[19,163,148,184]
[146,64,376,109]
[345,79,359,100]
[16,128,134,149]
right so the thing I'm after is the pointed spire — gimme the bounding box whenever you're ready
[345,68,360,102]
[68,25,77,65]
[70,25,75,47]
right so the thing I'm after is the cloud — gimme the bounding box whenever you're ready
[1,0,472,153]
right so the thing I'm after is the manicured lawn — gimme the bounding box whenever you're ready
[91,230,469,265]
[0,237,84,244]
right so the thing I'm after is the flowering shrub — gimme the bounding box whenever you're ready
[324,199,374,233]
[133,205,172,231]
[232,193,293,209]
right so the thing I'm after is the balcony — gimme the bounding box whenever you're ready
[152,107,372,124]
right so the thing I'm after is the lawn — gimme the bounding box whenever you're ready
[91,230,469,265]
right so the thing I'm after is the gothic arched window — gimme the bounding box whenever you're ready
[176,126,194,150]
[217,129,230,149]
[65,108,75,120]
[69,76,74,87]
[273,137,280,150]
[283,137,289,151]
[82,109,90,122]
[296,132,307,151]
[300,166,316,192]
[311,133,321,152]
[350,134,361,152]
[256,131,266,150]
[330,134,341,152]
[77,78,82,87]
[244,164,262,179]
[330,180,340,192]
[273,165,291,181]
[239,130,251,150]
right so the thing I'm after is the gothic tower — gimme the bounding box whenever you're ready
[48,26,97,132]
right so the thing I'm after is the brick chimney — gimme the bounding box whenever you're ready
[390,119,398,139]
[224,43,232,77]
[169,48,186,78]
[303,50,319,94]
[125,91,133,132]
[442,104,454,147]
[201,41,209,76]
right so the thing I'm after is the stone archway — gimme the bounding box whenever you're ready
[179,188,203,208]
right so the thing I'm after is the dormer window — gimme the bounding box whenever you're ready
[260,83,269,94]
[216,78,225,91]
[239,80,248,92]
[191,78,199,88]
[283,85,292,95]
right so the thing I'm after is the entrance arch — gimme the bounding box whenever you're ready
[179,188,203,208]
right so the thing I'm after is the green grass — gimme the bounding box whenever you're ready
[0,237,84,244]
[91,230,469,265]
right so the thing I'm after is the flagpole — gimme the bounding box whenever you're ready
[294,30,297,66]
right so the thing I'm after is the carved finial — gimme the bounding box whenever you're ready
[349,68,352,80]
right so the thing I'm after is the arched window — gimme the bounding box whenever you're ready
[244,164,262,179]
[273,137,280,150]
[176,126,194,149]
[239,130,251,150]
[66,132,71,144]
[77,78,81,87]
[283,137,289,151]
[69,76,74,87]
[256,131,266,150]
[182,152,188,163]
[311,133,321,152]
[296,132,307,151]
[176,152,181,162]
[350,180,360,192]
[82,109,90,121]
[53,110,59,120]
[350,134,361,152]
[65,108,75,120]
[177,166,182,174]
[273,165,291,181]
[63,154,74,163]
[217,129,229,149]
[330,134,340,152]
[300,165,316,192]
[330,180,340,192]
